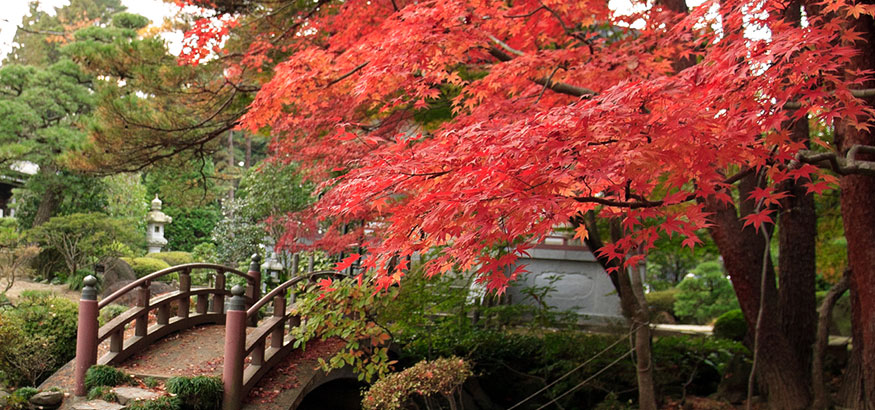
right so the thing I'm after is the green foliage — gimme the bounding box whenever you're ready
[122,257,171,278]
[0,218,39,293]
[673,261,739,324]
[0,292,78,387]
[646,232,719,290]
[11,387,38,401]
[362,357,472,410]
[236,161,312,238]
[144,160,222,209]
[191,242,218,263]
[143,377,160,389]
[646,288,679,319]
[13,171,108,231]
[150,252,194,266]
[163,206,221,252]
[593,392,634,410]
[102,173,148,232]
[127,396,182,410]
[211,199,265,265]
[85,365,130,390]
[87,385,118,401]
[713,309,747,342]
[29,212,139,277]
[67,269,101,291]
[165,376,222,410]
[99,304,129,326]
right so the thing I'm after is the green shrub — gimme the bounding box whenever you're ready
[150,252,194,267]
[0,292,79,386]
[123,257,171,278]
[646,288,679,318]
[593,392,634,410]
[87,386,118,401]
[144,376,160,389]
[85,365,130,389]
[363,357,472,410]
[67,269,101,291]
[674,261,739,324]
[713,309,747,342]
[11,387,38,401]
[127,396,182,410]
[99,304,130,326]
[165,376,222,410]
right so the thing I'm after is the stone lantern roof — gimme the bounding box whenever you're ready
[147,195,172,224]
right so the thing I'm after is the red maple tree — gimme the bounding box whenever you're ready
[175,0,875,408]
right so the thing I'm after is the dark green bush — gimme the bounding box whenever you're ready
[646,288,679,318]
[11,387,38,401]
[713,309,747,342]
[165,376,222,410]
[127,396,182,410]
[85,365,130,389]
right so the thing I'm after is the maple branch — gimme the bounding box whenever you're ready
[324,62,370,88]
[487,41,597,98]
[505,6,545,18]
[783,88,875,109]
[794,144,875,176]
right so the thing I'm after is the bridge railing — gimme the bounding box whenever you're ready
[74,256,263,397]
[222,270,348,410]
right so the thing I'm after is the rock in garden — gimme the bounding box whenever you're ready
[112,387,161,405]
[101,257,137,289]
[29,391,64,407]
[71,400,125,410]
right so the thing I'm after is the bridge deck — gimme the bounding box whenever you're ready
[43,324,346,410]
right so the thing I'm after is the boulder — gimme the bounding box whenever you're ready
[71,400,125,410]
[102,280,175,306]
[100,258,136,289]
[29,391,64,408]
[111,387,161,405]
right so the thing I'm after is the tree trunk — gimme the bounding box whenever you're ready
[578,215,657,410]
[32,165,62,227]
[777,114,817,384]
[245,133,252,169]
[834,4,875,407]
[705,175,811,410]
[812,271,849,410]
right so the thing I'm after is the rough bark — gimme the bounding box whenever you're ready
[834,4,875,407]
[31,165,62,227]
[705,174,811,410]
[577,214,657,410]
[777,115,817,384]
[812,271,849,410]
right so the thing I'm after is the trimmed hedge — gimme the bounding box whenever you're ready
[122,257,171,278]
[713,309,747,341]
[150,252,194,267]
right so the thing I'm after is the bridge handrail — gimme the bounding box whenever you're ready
[245,270,347,318]
[98,263,255,309]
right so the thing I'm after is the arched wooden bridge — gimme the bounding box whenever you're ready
[69,255,355,410]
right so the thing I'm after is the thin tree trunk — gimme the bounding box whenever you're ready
[629,252,656,410]
[32,166,62,227]
[812,270,850,410]
[245,133,252,169]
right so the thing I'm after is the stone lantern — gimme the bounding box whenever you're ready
[146,195,172,253]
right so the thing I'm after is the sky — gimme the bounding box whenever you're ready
[0,0,179,62]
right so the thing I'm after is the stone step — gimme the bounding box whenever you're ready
[71,400,125,410]
[112,387,162,405]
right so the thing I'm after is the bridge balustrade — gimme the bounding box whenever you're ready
[73,257,262,396]
[222,270,347,410]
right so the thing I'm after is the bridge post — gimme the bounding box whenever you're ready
[223,286,247,410]
[74,276,99,397]
[246,254,261,327]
